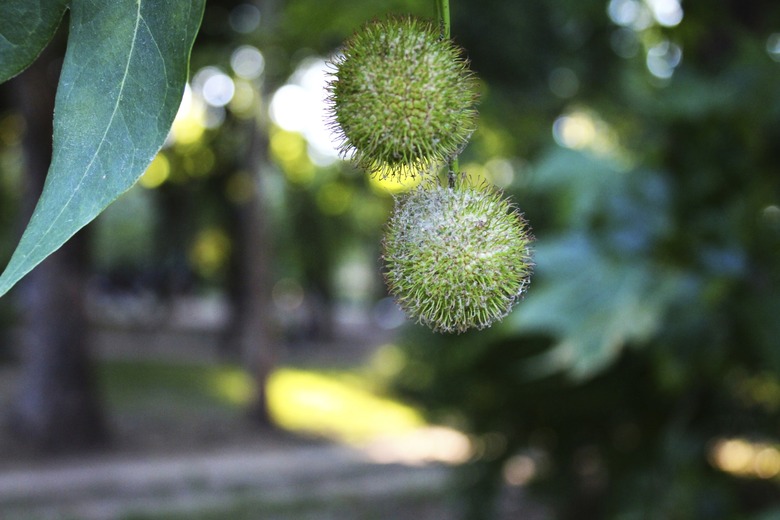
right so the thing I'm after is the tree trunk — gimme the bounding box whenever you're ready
[225,118,277,426]
[6,28,108,453]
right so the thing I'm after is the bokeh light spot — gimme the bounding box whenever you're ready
[368,168,423,195]
[269,58,341,164]
[270,129,316,184]
[272,278,305,313]
[229,79,257,117]
[647,0,683,27]
[710,438,780,479]
[754,447,780,479]
[503,454,537,486]
[189,227,231,278]
[0,113,24,146]
[552,110,623,159]
[767,33,780,62]
[461,162,490,185]
[712,439,753,473]
[231,45,265,79]
[761,205,780,229]
[607,0,653,30]
[553,113,596,149]
[548,67,579,98]
[139,153,170,189]
[181,146,216,178]
[168,85,206,145]
[229,3,261,34]
[269,84,313,132]
[317,182,353,215]
[485,157,515,188]
[646,40,682,79]
[194,67,235,108]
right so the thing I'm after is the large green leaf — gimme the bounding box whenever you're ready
[0,0,69,83]
[509,233,683,380]
[0,0,205,297]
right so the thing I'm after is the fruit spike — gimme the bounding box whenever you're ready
[382,175,534,333]
[327,16,478,180]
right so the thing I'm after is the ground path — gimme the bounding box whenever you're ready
[0,300,546,519]
[0,439,454,519]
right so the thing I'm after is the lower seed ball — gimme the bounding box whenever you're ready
[382,176,534,333]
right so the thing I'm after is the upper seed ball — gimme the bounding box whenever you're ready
[327,17,478,180]
[382,176,534,333]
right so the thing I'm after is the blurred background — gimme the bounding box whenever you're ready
[1,0,779,518]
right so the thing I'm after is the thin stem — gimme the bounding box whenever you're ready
[438,0,456,186]
[448,157,459,187]
[435,0,450,40]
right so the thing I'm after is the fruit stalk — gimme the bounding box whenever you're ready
[435,0,451,39]
[436,0,460,185]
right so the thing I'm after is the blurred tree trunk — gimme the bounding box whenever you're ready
[153,183,196,298]
[7,29,108,452]
[225,118,277,426]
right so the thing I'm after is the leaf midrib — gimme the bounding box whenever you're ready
[23,0,143,267]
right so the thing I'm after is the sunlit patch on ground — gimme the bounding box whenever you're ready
[266,368,424,444]
[266,368,472,465]
[363,426,471,465]
[100,359,471,466]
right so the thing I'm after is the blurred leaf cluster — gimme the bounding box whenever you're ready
[388,0,780,518]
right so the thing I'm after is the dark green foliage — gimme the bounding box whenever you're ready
[391,0,780,518]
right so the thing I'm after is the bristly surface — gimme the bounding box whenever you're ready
[327,17,478,181]
[383,175,534,333]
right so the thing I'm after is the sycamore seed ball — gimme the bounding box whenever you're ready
[383,177,534,333]
[327,17,478,180]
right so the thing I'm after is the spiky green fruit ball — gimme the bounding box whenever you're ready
[383,177,533,333]
[327,17,478,180]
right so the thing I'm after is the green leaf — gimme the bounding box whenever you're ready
[529,147,624,229]
[0,0,205,297]
[510,233,682,380]
[0,0,69,83]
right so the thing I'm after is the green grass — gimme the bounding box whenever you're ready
[97,354,424,444]
[98,360,248,410]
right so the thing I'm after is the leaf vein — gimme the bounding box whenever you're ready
[29,0,145,258]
